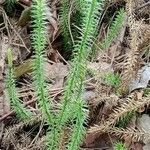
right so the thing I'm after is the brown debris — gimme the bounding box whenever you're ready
[0,0,150,149]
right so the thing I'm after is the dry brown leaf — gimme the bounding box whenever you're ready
[83,133,114,149]
[130,64,150,92]
[17,7,31,27]
[45,62,69,88]
[130,142,144,150]
[87,61,113,78]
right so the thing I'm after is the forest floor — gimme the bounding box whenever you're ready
[0,0,150,149]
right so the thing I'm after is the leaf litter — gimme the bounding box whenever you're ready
[0,0,150,149]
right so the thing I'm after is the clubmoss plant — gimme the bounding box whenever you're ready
[67,1,104,148]
[75,0,83,11]
[31,1,56,149]
[101,8,126,50]
[48,0,104,149]
[31,0,53,124]
[6,48,32,120]
[60,0,73,54]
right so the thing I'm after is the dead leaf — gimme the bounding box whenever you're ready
[130,142,144,150]
[82,91,96,102]
[137,114,150,144]
[83,133,113,149]
[87,61,113,79]
[17,7,31,27]
[130,63,150,92]
[19,0,31,6]
[45,6,58,40]
[14,60,69,89]
[45,63,69,88]
[14,59,33,78]
[143,143,150,150]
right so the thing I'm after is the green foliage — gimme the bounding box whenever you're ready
[67,100,88,150]
[60,0,73,53]
[104,73,121,87]
[101,8,126,50]
[75,0,84,11]
[71,9,83,44]
[5,0,128,149]
[144,88,150,96]
[115,111,135,128]
[5,0,16,6]
[31,1,55,148]
[31,0,53,124]
[114,141,127,150]
[4,0,16,12]
[65,1,104,148]
[6,49,32,120]
[48,0,104,149]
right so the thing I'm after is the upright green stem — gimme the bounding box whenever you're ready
[49,1,104,149]
[6,49,32,120]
